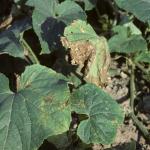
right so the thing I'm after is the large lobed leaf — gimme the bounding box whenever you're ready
[115,0,150,24]
[0,64,71,150]
[71,83,124,144]
[26,0,86,53]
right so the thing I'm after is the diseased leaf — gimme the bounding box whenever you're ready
[84,38,110,86]
[71,83,124,144]
[115,0,150,24]
[62,20,110,86]
[0,64,71,150]
[63,20,98,41]
[26,0,86,53]
[0,18,31,57]
[108,25,147,53]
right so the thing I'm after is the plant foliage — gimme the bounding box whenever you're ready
[71,84,123,144]
[1,0,150,149]
[0,65,71,150]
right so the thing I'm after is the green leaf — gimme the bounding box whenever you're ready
[0,64,71,150]
[48,132,70,149]
[26,0,56,17]
[64,20,98,41]
[26,0,86,53]
[65,0,97,11]
[115,0,150,24]
[71,83,124,144]
[135,51,150,63]
[83,0,97,11]
[108,25,147,53]
[0,18,31,57]
[124,22,142,35]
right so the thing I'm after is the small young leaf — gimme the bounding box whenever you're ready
[135,51,150,63]
[109,25,147,53]
[0,64,71,150]
[71,83,124,144]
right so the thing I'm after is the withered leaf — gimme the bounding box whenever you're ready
[61,21,110,87]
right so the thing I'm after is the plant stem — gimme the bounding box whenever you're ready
[21,38,40,64]
[129,61,150,140]
[130,62,136,111]
[135,62,149,74]
[130,113,150,139]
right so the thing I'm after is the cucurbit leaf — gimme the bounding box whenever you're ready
[71,83,124,144]
[115,0,150,24]
[26,0,86,53]
[0,64,71,150]
[108,25,147,53]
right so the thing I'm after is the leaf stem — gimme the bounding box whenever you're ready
[129,60,150,140]
[22,39,40,64]
[20,36,40,64]
[135,62,149,74]
[130,61,136,111]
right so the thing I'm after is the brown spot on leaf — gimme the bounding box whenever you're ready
[44,95,53,103]
[61,37,95,66]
